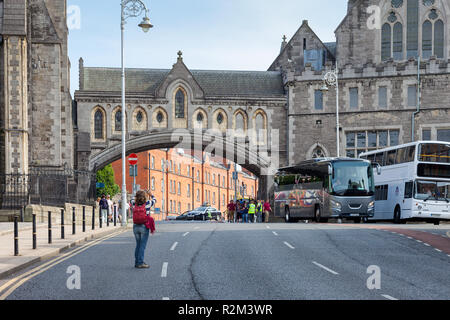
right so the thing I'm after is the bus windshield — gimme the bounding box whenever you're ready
[415,180,450,202]
[331,161,374,196]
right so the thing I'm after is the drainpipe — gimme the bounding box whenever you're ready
[412,56,421,142]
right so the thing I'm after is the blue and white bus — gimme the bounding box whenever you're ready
[360,141,450,225]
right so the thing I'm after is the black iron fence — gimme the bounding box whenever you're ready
[0,168,97,210]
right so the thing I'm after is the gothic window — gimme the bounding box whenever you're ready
[434,20,444,59]
[94,110,104,139]
[197,112,204,123]
[312,147,325,159]
[136,111,143,123]
[254,112,266,144]
[217,113,224,125]
[175,89,185,119]
[157,111,164,123]
[349,88,359,109]
[422,20,433,59]
[393,23,403,60]
[382,24,392,61]
[392,0,403,8]
[406,0,419,58]
[115,110,122,132]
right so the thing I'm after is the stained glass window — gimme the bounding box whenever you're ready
[94,110,103,139]
[422,20,433,59]
[406,0,419,58]
[434,20,444,59]
[382,23,392,61]
[115,110,122,132]
[157,112,164,123]
[175,89,185,118]
[393,23,403,60]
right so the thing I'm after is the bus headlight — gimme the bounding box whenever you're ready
[331,200,342,211]
[368,201,375,211]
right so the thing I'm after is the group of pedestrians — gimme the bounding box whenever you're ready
[226,199,272,223]
[98,194,122,224]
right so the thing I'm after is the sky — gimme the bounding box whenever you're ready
[67,0,348,95]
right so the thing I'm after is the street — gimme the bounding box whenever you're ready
[1,221,449,300]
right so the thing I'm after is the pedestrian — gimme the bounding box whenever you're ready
[241,201,249,223]
[248,200,256,223]
[132,191,154,269]
[106,195,113,222]
[227,201,236,223]
[263,199,272,223]
[99,194,108,224]
[256,200,263,223]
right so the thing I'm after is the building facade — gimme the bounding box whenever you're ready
[269,0,450,164]
[110,148,258,220]
[0,0,74,175]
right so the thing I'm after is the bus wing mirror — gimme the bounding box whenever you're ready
[375,163,382,175]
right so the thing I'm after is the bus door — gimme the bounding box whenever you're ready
[402,181,414,218]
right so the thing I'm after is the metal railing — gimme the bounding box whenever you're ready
[0,168,96,210]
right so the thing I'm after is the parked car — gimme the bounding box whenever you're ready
[191,207,222,221]
[175,211,196,221]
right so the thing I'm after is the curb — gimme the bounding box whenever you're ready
[0,226,127,280]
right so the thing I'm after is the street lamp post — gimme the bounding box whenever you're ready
[120,0,153,226]
[320,63,340,158]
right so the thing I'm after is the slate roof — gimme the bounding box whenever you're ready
[81,67,285,98]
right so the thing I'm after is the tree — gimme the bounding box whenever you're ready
[96,164,120,198]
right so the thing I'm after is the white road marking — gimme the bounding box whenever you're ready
[423,243,431,247]
[272,231,278,236]
[447,255,450,258]
[435,249,442,253]
[266,226,271,229]
[170,242,178,251]
[182,232,190,237]
[416,240,423,243]
[163,297,170,300]
[382,294,398,301]
[161,262,168,278]
[312,261,339,275]
[284,242,295,249]
[407,237,413,239]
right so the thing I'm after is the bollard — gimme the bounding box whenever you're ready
[72,207,76,235]
[32,214,37,250]
[92,206,95,230]
[48,211,52,244]
[114,206,117,227]
[99,208,102,229]
[83,206,86,233]
[14,216,19,256]
[61,209,65,239]
[107,206,110,227]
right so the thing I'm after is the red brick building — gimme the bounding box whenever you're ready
[111,149,258,220]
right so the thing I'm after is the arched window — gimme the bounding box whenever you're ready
[235,113,245,130]
[94,110,103,139]
[255,113,266,144]
[312,147,326,159]
[157,111,164,123]
[422,20,433,59]
[393,22,403,60]
[381,23,392,61]
[175,89,185,119]
[406,0,419,58]
[434,19,444,58]
[115,110,122,132]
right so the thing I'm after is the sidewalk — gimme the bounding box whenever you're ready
[0,221,129,279]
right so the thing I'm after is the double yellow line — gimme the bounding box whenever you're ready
[0,230,126,300]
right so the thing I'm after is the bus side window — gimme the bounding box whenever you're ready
[404,181,413,199]
[406,146,416,162]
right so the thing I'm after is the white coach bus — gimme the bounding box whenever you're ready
[360,141,450,225]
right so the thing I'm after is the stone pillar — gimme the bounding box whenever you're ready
[2,35,29,174]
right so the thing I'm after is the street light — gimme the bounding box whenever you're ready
[321,64,340,158]
[120,0,153,226]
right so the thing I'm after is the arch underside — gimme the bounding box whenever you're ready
[89,130,272,177]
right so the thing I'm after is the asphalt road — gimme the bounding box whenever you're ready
[1,221,449,300]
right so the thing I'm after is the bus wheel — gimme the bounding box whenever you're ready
[315,206,322,223]
[393,206,401,224]
[434,221,440,226]
[285,207,291,223]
